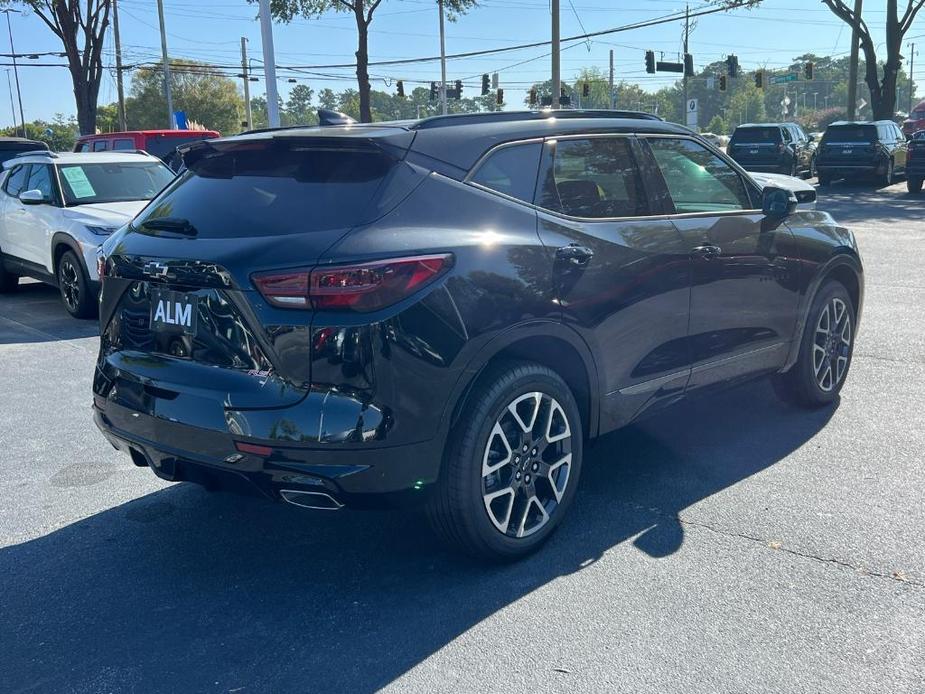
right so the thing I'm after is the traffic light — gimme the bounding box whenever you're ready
[429,82,438,100]
[496,88,504,106]
[804,62,814,80]
[684,53,694,77]
[582,82,590,98]
[455,80,463,98]
[481,73,490,96]
[726,54,739,78]
[645,50,656,74]
[529,87,537,106]
[396,80,404,98]
[755,70,764,89]
[719,74,727,92]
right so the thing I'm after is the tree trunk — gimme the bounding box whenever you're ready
[354,6,371,123]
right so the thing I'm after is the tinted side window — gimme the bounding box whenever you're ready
[27,164,53,199]
[92,140,108,152]
[470,142,542,203]
[781,127,793,143]
[538,137,646,218]
[4,164,29,196]
[113,138,135,150]
[75,143,90,153]
[647,138,752,214]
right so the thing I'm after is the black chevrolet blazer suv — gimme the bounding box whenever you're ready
[93,110,864,560]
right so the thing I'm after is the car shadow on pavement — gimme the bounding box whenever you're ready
[0,380,836,693]
[0,282,98,345]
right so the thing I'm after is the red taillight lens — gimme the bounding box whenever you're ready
[252,254,453,312]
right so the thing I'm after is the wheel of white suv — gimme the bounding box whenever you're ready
[908,177,923,194]
[773,280,855,408]
[427,361,583,561]
[57,250,96,319]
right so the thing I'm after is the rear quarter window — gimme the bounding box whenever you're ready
[469,142,542,203]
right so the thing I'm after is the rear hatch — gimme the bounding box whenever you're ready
[728,127,783,167]
[98,130,421,409]
[819,125,878,164]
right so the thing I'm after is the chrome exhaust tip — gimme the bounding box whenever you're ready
[279,489,344,511]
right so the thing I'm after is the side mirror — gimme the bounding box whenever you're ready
[762,186,797,218]
[19,189,48,205]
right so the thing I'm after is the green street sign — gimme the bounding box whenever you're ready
[771,73,798,85]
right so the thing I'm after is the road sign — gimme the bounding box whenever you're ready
[686,98,698,128]
[771,73,798,85]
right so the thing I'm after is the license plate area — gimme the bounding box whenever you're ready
[150,288,198,336]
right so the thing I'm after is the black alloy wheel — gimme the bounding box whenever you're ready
[57,250,96,319]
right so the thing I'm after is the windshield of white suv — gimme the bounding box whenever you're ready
[57,161,174,206]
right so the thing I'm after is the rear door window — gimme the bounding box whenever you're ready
[647,137,753,214]
[469,142,542,203]
[92,140,108,152]
[537,137,646,218]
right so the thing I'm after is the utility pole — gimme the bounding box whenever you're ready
[609,49,615,109]
[259,0,280,127]
[551,0,560,109]
[438,0,447,115]
[1,9,25,137]
[908,42,917,114]
[682,4,690,122]
[155,0,174,129]
[847,0,862,120]
[241,37,253,129]
[113,0,126,131]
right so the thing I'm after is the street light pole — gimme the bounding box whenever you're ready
[909,42,917,114]
[241,37,253,129]
[112,0,127,131]
[1,9,26,137]
[438,0,447,115]
[258,0,280,127]
[609,49,615,109]
[551,0,560,108]
[155,0,174,129]
[5,70,18,135]
[847,0,862,119]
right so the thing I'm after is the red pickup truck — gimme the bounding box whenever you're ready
[74,129,220,168]
[902,101,925,138]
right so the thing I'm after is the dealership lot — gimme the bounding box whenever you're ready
[1,182,923,693]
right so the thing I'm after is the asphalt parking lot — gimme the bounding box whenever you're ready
[1,181,923,694]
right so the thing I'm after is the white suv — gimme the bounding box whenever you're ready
[0,150,174,317]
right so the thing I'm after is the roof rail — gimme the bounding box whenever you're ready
[13,150,57,159]
[411,109,663,130]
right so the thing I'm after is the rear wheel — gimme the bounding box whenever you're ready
[0,256,18,293]
[908,177,923,194]
[427,361,583,561]
[773,281,855,408]
[880,158,895,187]
[57,250,96,319]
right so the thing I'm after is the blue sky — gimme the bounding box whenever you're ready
[2,0,921,128]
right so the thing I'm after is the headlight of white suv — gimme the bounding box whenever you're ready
[86,225,118,236]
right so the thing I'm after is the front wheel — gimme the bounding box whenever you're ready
[427,361,583,561]
[57,250,97,319]
[773,281,855,408]
[880,158,895,187]
[0,257,18,293]
[908,177,923,194]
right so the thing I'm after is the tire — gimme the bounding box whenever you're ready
[57,250,96,319]
[773,281,856,409]
[880,158,895,187]
[0,256,18,293]
[908,177,923,194]
[426,360,583,561]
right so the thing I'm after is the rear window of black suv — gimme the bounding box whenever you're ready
[731,127,782,144]
[134,143,414,238]
[823,125,877,143]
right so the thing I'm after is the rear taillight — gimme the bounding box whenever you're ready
[252,254,454,312]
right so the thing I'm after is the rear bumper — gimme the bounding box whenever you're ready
[92,386,444,509]
[815,162,883,178]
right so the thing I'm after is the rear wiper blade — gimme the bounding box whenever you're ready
[140,216,198,236]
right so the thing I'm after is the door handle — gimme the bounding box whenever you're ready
[692,244,722,259]
[555,244,594,266]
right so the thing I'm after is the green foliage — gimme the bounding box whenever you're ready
[705,115,728,135]
[125,59,244,135]
[284,84,316,125]
[0,114,79,150]
[95,103,120,133]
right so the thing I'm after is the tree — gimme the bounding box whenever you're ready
[283,84,316,125]
[1,0,110,135]
[263,0,477,123]
[1,114,78,150]
[821,0,925,119]
[125,59,244,134]
[95,103,119,133]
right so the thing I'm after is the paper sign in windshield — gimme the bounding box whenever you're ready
[60,167,96,199]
